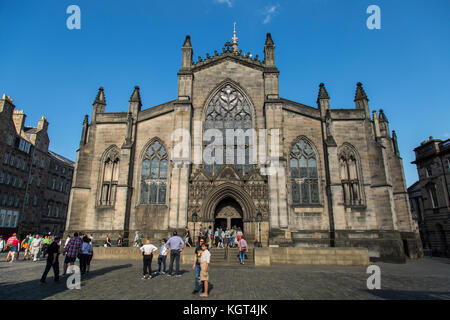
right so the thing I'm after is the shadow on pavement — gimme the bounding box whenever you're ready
[365,289,450,300]
[0,263,133,300]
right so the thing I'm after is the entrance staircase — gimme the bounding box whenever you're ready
[209,247,254,266]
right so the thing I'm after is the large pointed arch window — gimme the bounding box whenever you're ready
[339,145,362,206]
[140,140,168,204]
[100,151,119,206]
[290,139,319,205]
[204,84,253,176]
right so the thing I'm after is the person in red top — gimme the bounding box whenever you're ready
[6,233,20,263]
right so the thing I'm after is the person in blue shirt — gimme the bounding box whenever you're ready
[157,238,168,275]
[166,231,185,277]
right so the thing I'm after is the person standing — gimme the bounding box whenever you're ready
[229,226,236,248]
[166,231,185,277]
[31,235,41,262]
[225,228,230,248]
[236,227,243,242]
[104,234,112,247]
[0,236,5,253]
[64,235,71,249]
[207,226,213,245]
[80,236,93,275]
[40,237,61,284]
[63,232,82,276]
[199,242,211,298]
[157,238,168,275]
[134,231,140,247]
[117,234,124,247]
[140,238,157,279]
[42,235,51,258]
[238,236,248,265]
[192,238,205,295]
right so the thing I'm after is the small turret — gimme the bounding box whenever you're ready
[92,87,106,123]
[354,82,370,118]
[129,86,142,114]
[80,115,89,146]
[181,35,193,70]
[378,109,390,137]
[264,33,275,67]
[317,83,330,118]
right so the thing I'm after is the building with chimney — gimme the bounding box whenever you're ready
[66,32,421,261]
[0,94,74,238]
[411,137,450,257]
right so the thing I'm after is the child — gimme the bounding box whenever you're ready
[140,238,157,279]
[199,242,211,298]
[157,238,168,275]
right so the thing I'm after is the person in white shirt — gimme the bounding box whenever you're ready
[80,236,93,274]
[199,243,211,298]
[64,235,71,248]
[31,235,41,262]
[140,238,158,279]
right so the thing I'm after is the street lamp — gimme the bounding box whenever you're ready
[192,211,198,246]
[256,211,262,247]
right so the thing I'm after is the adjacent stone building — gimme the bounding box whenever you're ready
[411,137,450,257]
[66,32,421,261]
[0,94,74,238]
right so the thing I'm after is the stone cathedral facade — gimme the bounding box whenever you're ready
[66,33,421,261]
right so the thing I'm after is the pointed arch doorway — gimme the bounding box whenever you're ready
[214,197,244,232]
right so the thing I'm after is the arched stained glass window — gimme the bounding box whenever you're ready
[290,139,319,205]
[140,140,168,204]
[204,84,253,176]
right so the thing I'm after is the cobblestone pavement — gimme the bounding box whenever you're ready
[0,253,449,300]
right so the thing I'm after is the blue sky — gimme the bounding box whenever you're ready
[0,0,449,187]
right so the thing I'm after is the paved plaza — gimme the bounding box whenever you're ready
[0,253,449,300]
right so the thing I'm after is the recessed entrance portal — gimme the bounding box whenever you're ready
[214,197,243,231]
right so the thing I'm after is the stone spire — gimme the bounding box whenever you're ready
[317,83,330,103]
[129,86,142,114]
[181,35,193,70]
[232,22,238,53]
[354,82,370,119]
[129,86,142,105]
[354,82,369,102]
[264,33,275,67]
[93,87,106,105]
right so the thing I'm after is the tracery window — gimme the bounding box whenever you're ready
[289,139,319,205]
[339,145,362,206]
[204,84,253,176]
[140,140,168,205]
[99,150,119,206]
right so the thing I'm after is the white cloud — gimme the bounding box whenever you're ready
[215,0,233,7]
[262,4,279,24]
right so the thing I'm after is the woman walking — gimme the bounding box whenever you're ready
[238,236,248,265]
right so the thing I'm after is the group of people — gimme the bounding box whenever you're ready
[139,230,211,298]
[1,233,57,263]
[40,232,94,284]
[195,225,244,248]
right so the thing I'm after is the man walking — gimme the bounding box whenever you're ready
[31,234,41,262]
[63,232,82,276]
[40,237,61,284]
[166,231,184,277]
[192,238,205,294]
